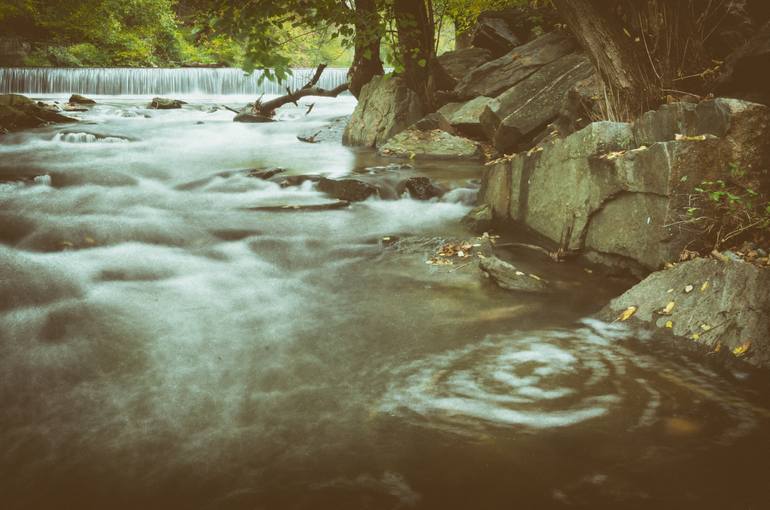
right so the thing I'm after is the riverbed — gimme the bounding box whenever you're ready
[1,93,769,509]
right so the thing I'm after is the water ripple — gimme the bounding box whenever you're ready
[379,320,766,442]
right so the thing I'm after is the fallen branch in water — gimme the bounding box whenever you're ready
[251,64,349,118]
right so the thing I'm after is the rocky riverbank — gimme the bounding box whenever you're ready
[339,12,770,370]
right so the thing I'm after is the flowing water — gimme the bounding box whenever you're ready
[1,75,770,509]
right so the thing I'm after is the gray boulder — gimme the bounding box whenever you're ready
[477,98,770,274]
[343,75,424,148]
[454,31,578,100]
[439,96,498,139]
[483,53,595,153]
[378,128,483,161]
[600,258,770,369]
[436,47,493,90]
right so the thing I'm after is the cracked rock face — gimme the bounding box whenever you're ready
[479,98,770,274]
[342,75,424,148]
[599,258,770,369]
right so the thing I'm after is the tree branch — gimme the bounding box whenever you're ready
[253,64,348,115]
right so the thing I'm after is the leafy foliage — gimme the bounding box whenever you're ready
[682,174,770,251]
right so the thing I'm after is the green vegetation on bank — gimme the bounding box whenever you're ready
[0,0,354,67]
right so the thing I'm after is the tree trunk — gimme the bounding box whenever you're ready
[552,0,658,119]
[394,0,437,111]
[348,0,384,98]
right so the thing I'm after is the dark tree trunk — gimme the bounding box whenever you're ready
[394,0,437,111]
[552,0,658,119]
[348,0,384,98]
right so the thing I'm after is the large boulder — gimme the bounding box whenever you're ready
[343,75,424,148]
[600,258,770,369]
[439,96,498,139]
[68,94,96,105]
[478,98,770,274]
[454,31,578,100]
[435,47,493,90]
[378,129,483,161]
[0,94,77,133]
[481,53,596,153]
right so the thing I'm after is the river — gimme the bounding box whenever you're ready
[1,70,769,509]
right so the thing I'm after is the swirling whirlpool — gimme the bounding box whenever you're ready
[379,320,767,443]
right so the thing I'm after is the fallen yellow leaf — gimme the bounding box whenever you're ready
[665,320,673,328]
[700,324,712,331]
[617,306,637,321]
[662,301,675,315]
[692,333,701,341]
[733,341,751,357]
[700,281,709,292]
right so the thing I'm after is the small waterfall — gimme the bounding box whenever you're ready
[0,67,350,96]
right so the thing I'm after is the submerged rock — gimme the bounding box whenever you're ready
[148,97,187,110]
[271,174,321,188]
[343,75,424,147]
[297,115,349,144]
[600,258,770,369]
[233,110,274,123]
[247,167,286,180]
[479,255,549,292]
[317,177,379,202]
[396,177,443,200]
[378,129,483,161]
